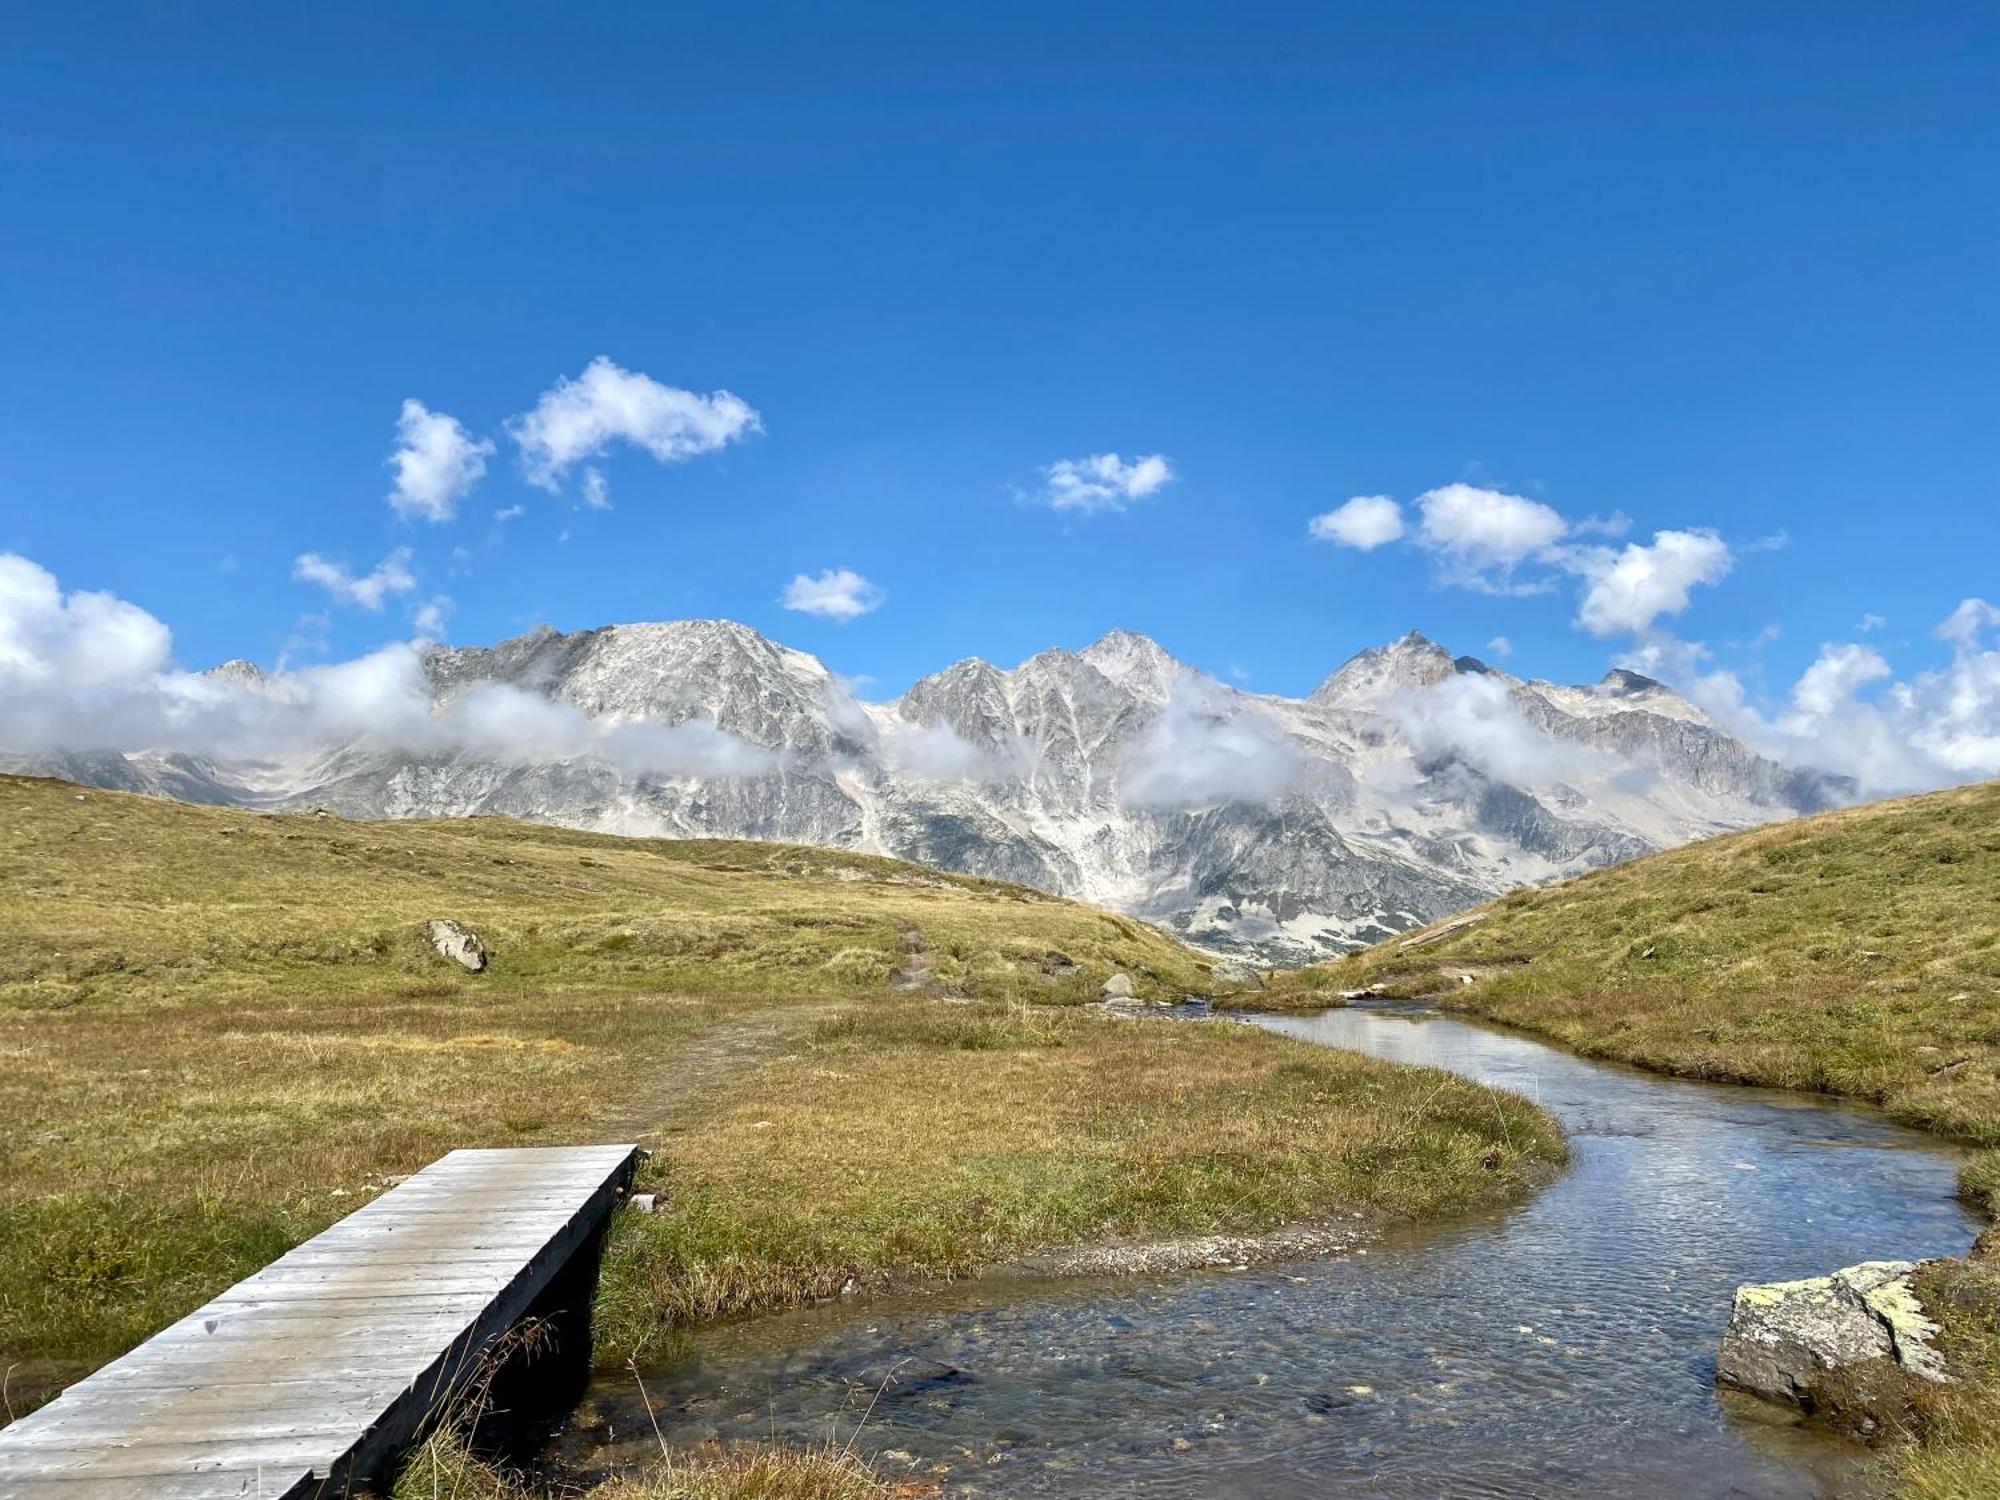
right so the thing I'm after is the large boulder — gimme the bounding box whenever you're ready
[1718,1261,1948,1414]
[423,919,489,973]
[1100,972,1135,999]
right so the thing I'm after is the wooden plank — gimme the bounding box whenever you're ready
[0,1144,639,1500]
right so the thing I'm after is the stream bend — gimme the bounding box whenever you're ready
[560,1005,1978,1497]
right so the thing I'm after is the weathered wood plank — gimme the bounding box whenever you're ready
[0,1144,639,1500]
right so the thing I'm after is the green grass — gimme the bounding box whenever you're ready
[1270,778,2000,1490]
[597,998,1559,1361]
[0,773,1561,1413]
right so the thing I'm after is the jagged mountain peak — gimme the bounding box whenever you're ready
[1077,629,1181,698]
[203,659,267,686]
[1310,630,1464,706]
[46,615,1847,967]
[1599,666,1665,694]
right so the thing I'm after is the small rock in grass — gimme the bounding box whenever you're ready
[423,918,488,973]
[1101,972,1135,999]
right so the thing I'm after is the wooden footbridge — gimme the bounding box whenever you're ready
[0,1144,641,1499]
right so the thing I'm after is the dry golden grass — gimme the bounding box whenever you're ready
[0,774,1561,1405]
[391,1432,927,1500]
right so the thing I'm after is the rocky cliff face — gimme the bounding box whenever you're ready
[11,621,1848,964]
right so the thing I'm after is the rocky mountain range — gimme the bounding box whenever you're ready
[11,622,1847,964]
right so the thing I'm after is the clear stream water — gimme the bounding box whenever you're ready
[553,1006,1979,1497]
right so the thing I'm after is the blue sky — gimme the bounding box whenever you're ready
[3,3,1996,716]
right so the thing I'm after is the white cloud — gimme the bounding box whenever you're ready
[0,553,777,779]
[387,399,494,522]
[1327,481,1739,637]
[411,596,453,642]
[1308,495,1404,550]
[0,552,172,687]
[507,356,760,491]
[1414,483,1570,590]
[580,467,611,510]
[1789,642,1891,718]
[1386,672,1607,787]
[1569,528,1734,637]
[878,720,1028,783]
[493,504,526,523]
[1857,612,1887,634]
[1937,597,2000,650]
[1485,636,1513,659]
[780,568,885,623]
[1044,452,1175,513]
[1121,673,1298,809]
[292,548,418,611]
[1627,601,2000,796]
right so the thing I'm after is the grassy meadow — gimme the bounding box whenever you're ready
[0,773,1562,1418]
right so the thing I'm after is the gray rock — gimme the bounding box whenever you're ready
[1101,972,1135,999]
[423,919,488,973]
[1717,1261,1948,1411]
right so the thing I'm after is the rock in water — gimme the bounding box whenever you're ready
[1717,1261,1949,1412]
[424,919,488,973]
[1101,972,1135,999]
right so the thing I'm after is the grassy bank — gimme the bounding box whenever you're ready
[0,773,1561,1410]
[1269,779,2000,1492]
[1271,780,2000,1144]
[395,1430,926,1500]
[597,997,1560,1360]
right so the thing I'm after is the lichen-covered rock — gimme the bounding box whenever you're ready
[1718,1260,1948,1411]
[423,919,488,973]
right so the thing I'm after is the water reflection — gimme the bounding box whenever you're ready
[556,1006,1976,1496]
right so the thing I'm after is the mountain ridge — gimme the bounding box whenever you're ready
[7,620,1849,963]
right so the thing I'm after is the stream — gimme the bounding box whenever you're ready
[551,1005,1979,1496]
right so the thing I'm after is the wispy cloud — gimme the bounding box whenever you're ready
[1121,672,1297,809]
[411,596,453,642]
[1043,452,1175,513]
[292,548,417,611]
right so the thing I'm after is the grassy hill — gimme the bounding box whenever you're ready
[1269,779,2000,1498]
[0,774,1561,1408]
[1272,778,2000,1148]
